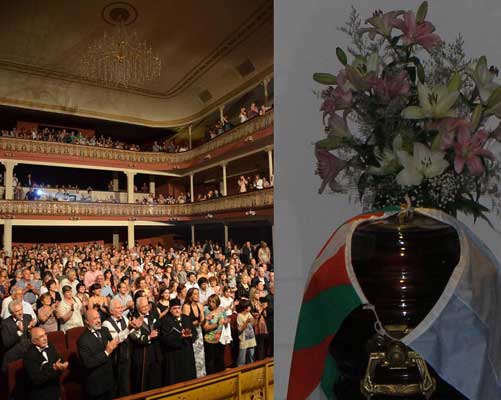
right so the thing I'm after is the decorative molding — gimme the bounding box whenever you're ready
[0,189,273,219]
[0,110,273,170]
[0,0,272,101]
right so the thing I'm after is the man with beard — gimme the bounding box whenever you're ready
[102,299,142,397]
[160,298,197,385]
[77,309,119,400]
[129,296,163,393]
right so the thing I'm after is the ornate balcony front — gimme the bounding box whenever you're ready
[0,111,273,172]
[0,189,273,222]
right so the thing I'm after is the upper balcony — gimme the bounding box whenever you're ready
[0,111,273,174]
[0,188,273,222]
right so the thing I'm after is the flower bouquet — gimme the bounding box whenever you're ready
[314,1,501,222]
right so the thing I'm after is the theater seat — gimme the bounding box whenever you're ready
[7,359,29,400]
[65,326,86,351]
[47,330,66,354]
[60,348,83,400]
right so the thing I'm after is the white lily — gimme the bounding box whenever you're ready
[396,142,449,186]
[465,56,499,103]
[401,83,458,119]
[368,135,402,175]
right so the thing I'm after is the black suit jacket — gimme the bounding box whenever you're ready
[241,246,253,264]
[23,343,62,400]
[1,314,32,371]
[77,327,115,397]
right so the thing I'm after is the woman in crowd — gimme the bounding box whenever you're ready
[88,283,109,321]
[239,107,248,123]
[236,299,256,366]
[236,273,251,300]
[103,269,116,294]
[37,292,58,332]
[75,282,89,312]
[168,281,179,299]
[177,283,187,306]
[219,286,234,314]
[57,285,84,332]
[202,294,229,374]
[183,288,206,378]
[238,176,248,193]
[258,242,271,265]
[46,279,62,307]
[250,287,269,360]
[156,286,170,319]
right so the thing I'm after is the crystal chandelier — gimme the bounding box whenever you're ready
[80,8,161,87]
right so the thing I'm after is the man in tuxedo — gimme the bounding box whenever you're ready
[77,309,119,400]
[129,296,163,393]
[1,299,35,371]
[160,298,197,386]
[23,327,68,400]
[102,298,142,397]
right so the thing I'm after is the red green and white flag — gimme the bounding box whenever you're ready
[287,211,392,400]
[287,209,501,400]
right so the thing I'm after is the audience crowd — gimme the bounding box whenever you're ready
[1,103,273,157]
[0,239,273,399]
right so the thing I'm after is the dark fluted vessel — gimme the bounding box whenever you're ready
[330,213,467,399]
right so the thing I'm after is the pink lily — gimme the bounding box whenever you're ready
[426,118,470,150]
[453,129,494,175]
[360,10,404,39]
[393,11,442,51]
[315,148,347,193]
[369,71,410,102]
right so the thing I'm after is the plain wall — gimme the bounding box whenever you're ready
[275,1,501,399]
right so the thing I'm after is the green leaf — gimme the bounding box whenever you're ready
[470,104,483,132]
[487,86,501,108]
[336,47,348,66]
[313,73,337,85]
[447,72,461,92]
[431,132,442,151]
[408,56,421,65]
[315,136,347,150]
[416,1,428,24]
[417,64,426,84]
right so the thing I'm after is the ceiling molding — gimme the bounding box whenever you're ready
[0,64,273,127]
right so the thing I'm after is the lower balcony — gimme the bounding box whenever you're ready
[0,188,273,222]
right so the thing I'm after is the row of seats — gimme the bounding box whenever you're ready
[5,324,237,400]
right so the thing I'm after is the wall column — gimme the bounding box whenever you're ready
[219,105,225,123]
[127,221,135,249]
[126,171,136,204]
[112,231,120,249]
[263,78,270,105]
[149,176,155,196]
[224,224,229,246]
[112,171,119,191]
[191,224,195,246]
[190,173,194,203]
[267,148,273,181]
[3,218,12,256]
[188,125,193,150]
[3,160,17,200]
[222,163,227,196]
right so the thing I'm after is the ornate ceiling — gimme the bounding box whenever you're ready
[0,0,273,127]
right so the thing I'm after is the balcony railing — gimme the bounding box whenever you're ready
[0,111,273,167]
[0,189,273,218]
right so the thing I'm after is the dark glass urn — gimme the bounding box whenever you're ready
[330,213,467,400]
